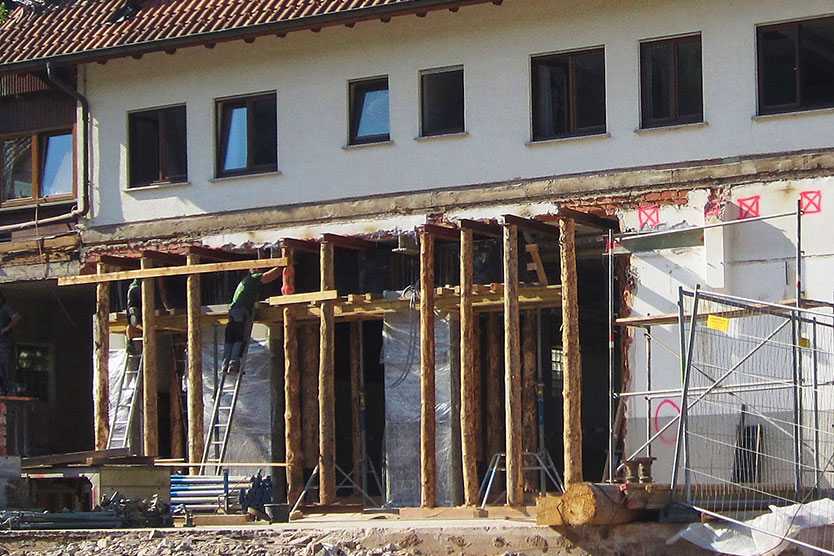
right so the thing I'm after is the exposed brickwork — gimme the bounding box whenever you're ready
[558,188,695,218]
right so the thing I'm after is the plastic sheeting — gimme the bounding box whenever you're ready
[382,293,454,507]
[671,499,834,556]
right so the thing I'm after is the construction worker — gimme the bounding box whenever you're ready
[125,277,170,353]
[221,266,282,374]
[0,289,22,396]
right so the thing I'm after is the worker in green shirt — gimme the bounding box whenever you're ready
[222,266,282,373]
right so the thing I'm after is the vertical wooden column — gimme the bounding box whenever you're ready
[170,366,185,459]
[521,311,538,491]
[282,247,303,502]
[459,228,478,506]
[560,218,583,486]
[485,313,503,464]
[349,321,362,486]
[473,315,484,463]
[503,223,523,506]
[93,263,110,450]
[141,258,159,457]
[319,242,336,505]
[420,230,436,508]
[301,325,319,468]
[186,254,204,474]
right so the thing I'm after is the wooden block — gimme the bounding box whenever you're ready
[266,290,338,306]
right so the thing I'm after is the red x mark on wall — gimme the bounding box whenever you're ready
[800,190,822,214]
[638,205,660,229]
[737,196,760,219]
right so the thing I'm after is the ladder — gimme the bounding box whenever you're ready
[107,343,143,450]
[200,358,246,475]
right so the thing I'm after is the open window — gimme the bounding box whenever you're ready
[349,77,390,145]
[128,105,187,188]
[216,93,277,177]
[1,130,74,205]
[420,67,464,137]
[640,34,703,128]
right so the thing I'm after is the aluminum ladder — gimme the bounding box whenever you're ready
[107,343,143,450]
[200,356,246,475]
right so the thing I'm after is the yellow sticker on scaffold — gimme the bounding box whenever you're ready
[707,315,730,332]
[799,337,811,348]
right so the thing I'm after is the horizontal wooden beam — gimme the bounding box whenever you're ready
[141,250,187,266]
[320,233,376,251]
[502,214,560,236]
[422,223,459,242]
[266,290,339,306]
[282,238,320,253]
[98,255,141,270]
[459,219,501,238]
[186,246,250,262]
[555,208,619,231]
[58,257,288,286]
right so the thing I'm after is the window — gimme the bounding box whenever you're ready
[531,48,606,140]
[420,67,464,136]
[216,93,277,177]
[1,130,73,204]
[128,106,187,188]
[758,17,834,115]
[349,77,390,145]
[640,35,703,128]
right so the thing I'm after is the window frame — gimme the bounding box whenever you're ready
[127,104,188,189]
[0,125,76,207]
[757,16,834,115]
[348,77,390,146]
[530,47,607,141]
[419,66,465,137]
[639,33,704,129]
[215,92,278,178]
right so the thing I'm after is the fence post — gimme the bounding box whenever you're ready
[671,286,700,503]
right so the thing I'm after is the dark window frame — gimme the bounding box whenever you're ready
[757,17,834,115]
[531,47,607,141]
[349,77,390,145]
[0,125,75,207]
[215,93,278,178]
[128,105,188,188]
[420,67,465,137]
[639,34,703,128]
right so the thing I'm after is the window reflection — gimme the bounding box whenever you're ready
[41,134,73,197]
[222,106,248,171]
[2,137,33,201]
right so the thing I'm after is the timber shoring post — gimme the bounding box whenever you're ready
[93,263,110,450]
[485,312,503,475]
[473,314,483,463]
[420,230,437,508]
[170,362,185,459]
[560,218,583,486]
[460,228,478,506]
[301,324,319,469]
[350,321,362,488]
[141,258,159,457]
[284,306,303,503]
[319,242,336,505]
[186,253,204,475]
[522,310,538,491]
[503,223,523,506]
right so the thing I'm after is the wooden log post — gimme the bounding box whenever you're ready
[560,218,583,486]
[93,263,110,450]
[473,314,484,463]
[169,360,185,459]
[420,230,436,508]
[186,254,204,475]
[301,324,319,469]
[141,258,159,457]
[521,311,538,491]
[284,306,303,503]
[560,483,637,525]
[503,223,523,506]
[349,320,362,488]
[319,241,336,505]
[459,228,478,506]
[485,312,503,469]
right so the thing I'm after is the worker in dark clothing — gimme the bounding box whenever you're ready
[125,277,170,353]
[0,290,22,396]
[222,267,282,374]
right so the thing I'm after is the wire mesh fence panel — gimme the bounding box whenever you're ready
[673,288,834,553]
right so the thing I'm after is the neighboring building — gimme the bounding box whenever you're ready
[0,0,833,507]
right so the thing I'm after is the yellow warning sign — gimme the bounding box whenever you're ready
[799,337,811,348]
[707,315,730,332]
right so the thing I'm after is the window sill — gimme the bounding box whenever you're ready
[342,140,395,150]
[209,170,282,183]
[526,132,610,146]
[753,106,834,122]
[124,181,190,193]
[414,131,469,142]
[634,121,707,134]
[0,198,75,213]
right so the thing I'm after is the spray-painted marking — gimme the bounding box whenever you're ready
[654,398,680,444]
[638,205,660,229]
[737,196,760,219]
[800,190,821,214]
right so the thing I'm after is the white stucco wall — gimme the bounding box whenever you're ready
[81,0,834,227]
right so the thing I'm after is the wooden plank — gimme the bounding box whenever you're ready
[142,258,159,458]
[267,290,338,306]
[321,233,376,251]
[419,230,436,508]
[185,254,204,475]
[99,255,140,270]
[186,246,249,262]
[555,207,619,231]
[318,242,336,505]
[521,311,538,492]
[22,448,133,468]
[422,223,459,242]
[349,321,362,488]
[525,244,548,285]
[141,250,186,266]
[57,257,288,286]
[0,234,78,255]
[459,228,478,506]
[560,218,583,486]
[503,224,523,506]
[284,305,303,503]
[614,298,834,327]
[458,219,501,239]
[503,214,559,236]
[282,238,320,253]
[93,263,110,451]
